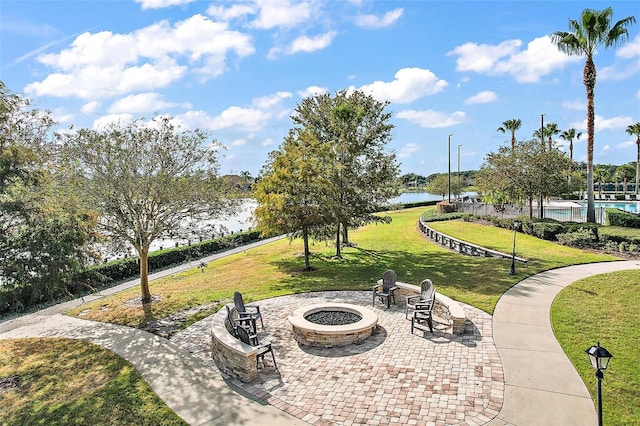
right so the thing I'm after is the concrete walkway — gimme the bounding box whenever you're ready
[1,237,639,424]
[488,260,640,426]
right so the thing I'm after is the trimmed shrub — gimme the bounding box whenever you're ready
[530,222,564,240]
[557,228,598,248]
[607,209,640,228]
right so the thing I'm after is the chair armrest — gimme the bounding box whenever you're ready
[406,294,423,304]
[245,304,260,313]
[389,286,398,292]
[372,284,381,291]
[415,302,433,311]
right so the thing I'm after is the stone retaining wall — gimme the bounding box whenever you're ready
[210,305,260,382]
[380,281,467,335]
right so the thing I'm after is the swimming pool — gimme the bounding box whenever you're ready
[577,201,639,214]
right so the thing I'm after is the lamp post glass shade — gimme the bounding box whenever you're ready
[586,342,613,371]
[513,220,521,229]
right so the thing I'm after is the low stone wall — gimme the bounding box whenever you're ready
[378,280,466,335]
[210,305,261,382]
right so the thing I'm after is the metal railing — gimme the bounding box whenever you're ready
[456,202,607,225]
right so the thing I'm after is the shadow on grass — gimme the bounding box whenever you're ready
[267,244,522,314]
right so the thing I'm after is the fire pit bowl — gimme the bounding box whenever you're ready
[288,303,378,347]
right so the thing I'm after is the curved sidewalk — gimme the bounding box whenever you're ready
[488,260,640,426]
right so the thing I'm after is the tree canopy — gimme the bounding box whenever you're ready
[1,82,98,313]
[289,89,400,258]
[60,116,238,304]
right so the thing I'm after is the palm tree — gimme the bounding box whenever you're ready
[545,123,561,150]
[626,122,640,195]
[559,128,582,161]
[552,7,635,222]
[497,119,522,151]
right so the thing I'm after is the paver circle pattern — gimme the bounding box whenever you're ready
[171,291,504,425]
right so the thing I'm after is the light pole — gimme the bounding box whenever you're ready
[539,114,545,219]
[509,220,521,275]
[457,144,462,201]
[448,134,453,203]
[586,342,613,426]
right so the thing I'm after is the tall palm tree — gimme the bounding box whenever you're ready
[626,122,640,195]
[560,128,582,161]
[552,7,635,222]
[497,119,522,151]
[545,123,561,150]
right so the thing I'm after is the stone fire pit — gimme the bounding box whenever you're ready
[288,303,378,347]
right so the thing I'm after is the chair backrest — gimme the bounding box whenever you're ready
[382,270,396,291]
[236,324,253,345]
[420,279,434,301]
[234,291,246,313]
[225,305,238,335]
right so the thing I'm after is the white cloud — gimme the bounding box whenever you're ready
[92,113,135,130]
[618,140,635,148]
[80,101,101,115]
[562,99,585,110]
[261,138,274,147]
[355,8,403,29]
[252,91,292,109]
[398,143,420,158]
[447,36,580,83]
[617,35,640,59]
[570,114,634,132]
[135,0,195,10]
[290,31,337,56]
[358,68,448,103]
[298,85,329,98]
[24,14,254,100]
[447,39,521,73]
[250,0,313,30]
[171,91,291,132]
[464,90,497,105]
[602,144,610,151]
[207,4,255,21]
[108,92,191,114]
[232,138,248,146]
[637,89,640,100]
[396,110,467,128]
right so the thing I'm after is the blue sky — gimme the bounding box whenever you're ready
[1,0,639,178]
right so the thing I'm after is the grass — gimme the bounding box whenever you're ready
[0,338,187,426]
[551,270,640,425]
[67,207,618,326]
[4,207,628,423]
[599,225,640,240]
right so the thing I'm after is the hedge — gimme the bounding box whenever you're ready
[607,209,640,228]
[85,230,264,284]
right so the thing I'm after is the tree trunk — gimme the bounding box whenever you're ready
[302,227,311,270]
[342,223,349,245]
[335,222,342,258]
[584,55,596,223]
[139,248,151,304]
[636,137,640,195]
[528,195,533,218]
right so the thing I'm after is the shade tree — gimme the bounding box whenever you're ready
[59,117,238,305]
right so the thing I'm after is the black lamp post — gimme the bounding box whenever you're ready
[457,144,462,201]
[586,342,613,426]
[448,134,453,203]
[509,220,521,275]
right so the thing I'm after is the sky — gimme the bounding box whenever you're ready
[1,0,639,178]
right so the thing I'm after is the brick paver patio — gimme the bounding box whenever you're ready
[171,291,504,425]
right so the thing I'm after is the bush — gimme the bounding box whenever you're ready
[557,228,598,248]
[436,201,455,214]
[421,211,464,222]
[87,230,264,285]
[607,209,640,228]
[530,222,564,240]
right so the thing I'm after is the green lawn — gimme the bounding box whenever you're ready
[2,207,628,424]
[0,338,186,426]
[67,207,617,326]
[551,270,640,425]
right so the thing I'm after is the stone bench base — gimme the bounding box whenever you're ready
[210,305,263,382]
[376,280,466,335]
